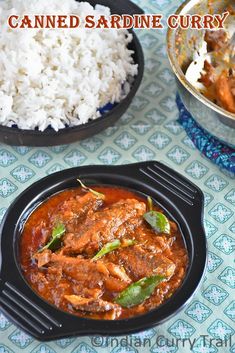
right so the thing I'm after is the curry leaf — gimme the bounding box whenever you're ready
[121,239,136,248]
[92,239,135,261]
[144,211,170,234]
[38,223,66,253]
[92,240,121,261]
[115,275,165,308]
[77,179,105,199]
[147,196,153,212]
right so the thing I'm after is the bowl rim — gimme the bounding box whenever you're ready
[0,30,144,137]
[0,162,207,340]
[167,0,235,121]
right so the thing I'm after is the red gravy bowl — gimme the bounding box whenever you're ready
[0,162,207,340]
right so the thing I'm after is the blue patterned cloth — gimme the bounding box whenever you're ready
[177,94,235,174]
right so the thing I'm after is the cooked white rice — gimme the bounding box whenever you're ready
[0,0,138,131]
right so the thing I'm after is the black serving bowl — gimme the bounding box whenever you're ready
[0,162,207,341]
[0,0,144,147]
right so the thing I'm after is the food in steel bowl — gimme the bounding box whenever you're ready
[0,0,138,131]
[20,182,188,320]
[167,0,235,141]
[185,24,235,113]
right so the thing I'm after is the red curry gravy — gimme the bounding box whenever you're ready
[20,186,188,320]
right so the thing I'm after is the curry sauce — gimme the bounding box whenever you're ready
[20,186,188,320]
[199,30,235,113]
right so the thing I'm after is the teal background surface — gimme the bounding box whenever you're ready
[0,0,234,352]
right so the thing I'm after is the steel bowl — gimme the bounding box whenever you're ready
[167,0,235,148]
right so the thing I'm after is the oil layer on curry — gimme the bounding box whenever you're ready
[20,183,188,320]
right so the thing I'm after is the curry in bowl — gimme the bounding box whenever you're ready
[186,28,235,114]
[20,182,188,320]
